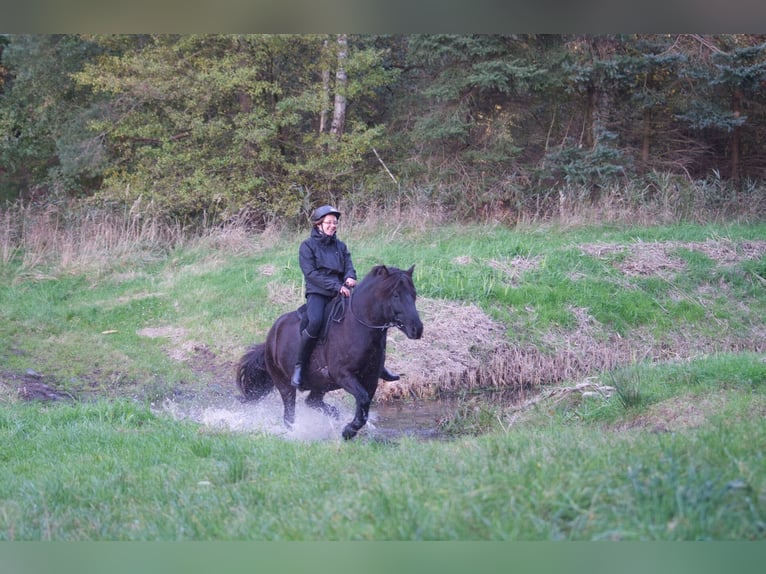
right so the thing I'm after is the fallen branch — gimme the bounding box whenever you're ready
[514,378,615,410]
[372,147,398,185]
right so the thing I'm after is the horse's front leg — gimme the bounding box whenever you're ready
[276,384,297,428]
[338,375,371,440]
[305,390,340,419]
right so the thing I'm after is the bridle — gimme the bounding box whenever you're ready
[348,287,404,331]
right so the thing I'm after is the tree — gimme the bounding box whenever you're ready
[708,39,766,183]
[3,34,764,221]
[71,34,398,224]
[401,35,557,208]
[670,34,766,183]
[0,34,104,199]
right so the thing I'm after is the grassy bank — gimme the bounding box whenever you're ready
[1,362,764,540]
[1,215,765,539]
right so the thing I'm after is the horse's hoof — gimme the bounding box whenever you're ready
[342,425,358,440]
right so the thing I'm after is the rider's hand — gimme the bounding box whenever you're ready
[340,285,351,297]
[344,278,357,288]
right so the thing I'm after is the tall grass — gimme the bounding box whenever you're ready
[3,174,764,278]
[0,200,183,276]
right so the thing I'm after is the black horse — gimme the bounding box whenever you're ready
[236,264,424,440]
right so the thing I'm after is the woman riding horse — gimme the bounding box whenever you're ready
[237,263,422,439]
[292,205,399,388]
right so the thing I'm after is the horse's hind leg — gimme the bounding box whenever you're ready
[305,390,340,420]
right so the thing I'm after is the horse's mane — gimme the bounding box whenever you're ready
[355,265,415,297]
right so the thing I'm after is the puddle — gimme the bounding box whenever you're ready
[366,399,458,440]
[156,383,459,442]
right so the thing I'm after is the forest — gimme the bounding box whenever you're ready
[1,34,765,226]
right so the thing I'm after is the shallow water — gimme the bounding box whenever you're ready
[366,399,458,441]
[157,385,458,442]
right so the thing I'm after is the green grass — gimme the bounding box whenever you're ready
[572,352,766,424]
[3,221,765,382]
[1,220,766,539]
[1,385,763,540]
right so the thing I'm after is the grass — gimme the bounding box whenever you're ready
[1,385,764,540]
[1,204,766,540]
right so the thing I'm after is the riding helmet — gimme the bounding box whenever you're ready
[310,205,341,224]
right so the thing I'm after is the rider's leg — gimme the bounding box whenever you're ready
[291,295,326,387]
[291,329,318,387]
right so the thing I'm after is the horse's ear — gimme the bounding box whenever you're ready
[406,265,415,276]
[375,265,389,276]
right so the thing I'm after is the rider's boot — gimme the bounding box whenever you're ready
[378,337,400,381]
[380,365,401,382]
[291,329,317,387]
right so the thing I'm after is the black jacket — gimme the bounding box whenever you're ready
[298,227,356,297]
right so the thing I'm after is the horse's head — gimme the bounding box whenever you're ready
[369,264,424,340]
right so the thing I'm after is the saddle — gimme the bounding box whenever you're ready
[296,295,347,343]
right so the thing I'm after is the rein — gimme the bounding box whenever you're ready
[348,288,402,331]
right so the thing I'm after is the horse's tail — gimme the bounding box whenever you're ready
[236,343,274,402]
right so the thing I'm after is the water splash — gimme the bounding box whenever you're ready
[156,390,357,441]
[155,384,452,441]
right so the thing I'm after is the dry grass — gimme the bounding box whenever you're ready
[380,299,764,403]
[0,200,288,280]
[380,297,628,401]
[580,239,766,278]
[553,179,766,228]
[1,201,182,276]
[3,186,764,277]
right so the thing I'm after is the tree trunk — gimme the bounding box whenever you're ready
[330,34,348,139]
[731,88,743,184]
[584,84,595,149]
[585,35,617,150]
[319,39,331,134]
[640,110,651,171]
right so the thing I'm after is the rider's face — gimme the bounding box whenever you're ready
[320,217,338,235]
